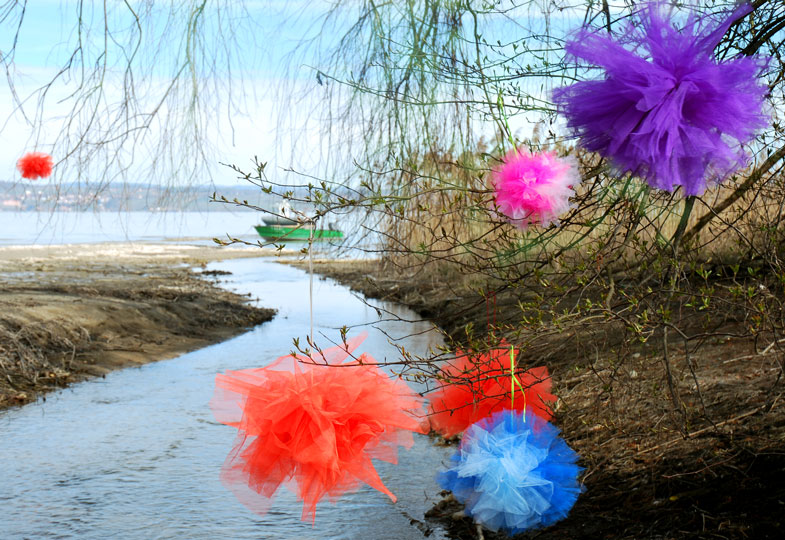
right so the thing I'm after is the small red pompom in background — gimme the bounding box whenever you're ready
[17,152,53,180]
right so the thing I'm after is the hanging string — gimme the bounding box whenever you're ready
[509,345,525,415]
[308,220,314,345]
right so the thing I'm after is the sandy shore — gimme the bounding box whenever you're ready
[0,242,277,409]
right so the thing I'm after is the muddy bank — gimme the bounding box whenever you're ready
[0,243,276,409]
[294,259,785,540]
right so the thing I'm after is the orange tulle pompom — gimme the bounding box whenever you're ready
[16,152,53,179]
[210,333,426,522]
[427,341,556,438]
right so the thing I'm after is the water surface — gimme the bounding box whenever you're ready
[0,211,260,246]
[0,258,449,539]
[0,210,375,253]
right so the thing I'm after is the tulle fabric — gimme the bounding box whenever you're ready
[492,149,579,228]
[17,152,53,179]
[552,2,769,195]
[438,409,583,534]
[427,342,556,438]
[211,333,426,522]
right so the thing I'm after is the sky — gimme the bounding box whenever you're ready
[0,0,343,188]
[0,1,590,191]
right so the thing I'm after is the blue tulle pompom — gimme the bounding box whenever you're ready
[438,409,583,535]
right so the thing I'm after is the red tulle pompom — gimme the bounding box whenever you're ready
[210,333,426,522]
[16,152,53,180]
[427,341,556,438]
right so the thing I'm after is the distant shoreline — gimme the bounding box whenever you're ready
[0,242,278,410]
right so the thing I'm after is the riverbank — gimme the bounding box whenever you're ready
[0,243,276,409]
[295,258,785,540]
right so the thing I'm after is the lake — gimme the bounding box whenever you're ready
[0,211,264,246]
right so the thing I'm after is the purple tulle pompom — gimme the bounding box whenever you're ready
[553,2,769,195]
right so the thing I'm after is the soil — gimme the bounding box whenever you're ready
[293,259,785,540]
[0,243,277,409]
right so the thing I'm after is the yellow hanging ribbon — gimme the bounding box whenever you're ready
[509,345,526,415]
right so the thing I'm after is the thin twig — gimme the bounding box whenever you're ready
[638,407,763,455]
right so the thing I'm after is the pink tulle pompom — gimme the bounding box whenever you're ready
[17,152,53,180]
[492,149,580,228]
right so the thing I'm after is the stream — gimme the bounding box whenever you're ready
[0,258,452,539]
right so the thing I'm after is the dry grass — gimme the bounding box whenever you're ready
[376,151,785,279]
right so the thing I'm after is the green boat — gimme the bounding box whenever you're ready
[254,224,344,242]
